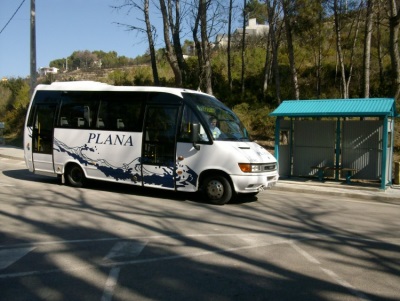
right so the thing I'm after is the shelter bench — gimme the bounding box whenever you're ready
[311,166,357,184]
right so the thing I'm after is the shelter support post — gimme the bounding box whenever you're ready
[335,118,341,180]
[274,117,281,162]
[381,116,388,190]
[289,118,293,177]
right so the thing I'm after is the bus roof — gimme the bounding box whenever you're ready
[34,81,208,98]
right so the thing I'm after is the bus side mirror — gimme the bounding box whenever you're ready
[191,123,200,150]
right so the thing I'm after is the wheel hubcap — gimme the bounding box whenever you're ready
[206,180,224,200]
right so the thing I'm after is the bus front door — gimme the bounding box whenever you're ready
[142,105,179,190]
[31,104,57,174]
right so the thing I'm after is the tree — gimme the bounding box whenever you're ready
[246,0,268,23]
[333,0,347,98]
[241,0,247,98]
[376,0,386,92]
[265,0,283,103]
[169,0,187,85]
[243,0,269,99]
[290,0,325,98]
[192,0,213,94]
[388,0,400,101]
[49,58,68,71]
[363,0,374,98]
[0,78,30,137]
[69,50,98,70]
[113,0,160,85]
[159,0,184,87]
[282,0,300,100]
[200,0,213,94]
[332,0,362,99]
[228,0,234,92]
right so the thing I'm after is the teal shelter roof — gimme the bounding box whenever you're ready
[270,98,397,117]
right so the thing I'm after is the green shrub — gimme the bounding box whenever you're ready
[233,103,275,140]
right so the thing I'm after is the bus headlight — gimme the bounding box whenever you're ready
[238,163,261,173]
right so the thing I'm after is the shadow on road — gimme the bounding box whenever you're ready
[2,169,259,206]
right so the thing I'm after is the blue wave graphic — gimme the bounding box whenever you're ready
[53,138,198,188]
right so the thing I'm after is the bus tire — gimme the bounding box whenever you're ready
[203,175,232,205]
[65,164,85,188]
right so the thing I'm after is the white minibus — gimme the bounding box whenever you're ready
[24,81,278,204]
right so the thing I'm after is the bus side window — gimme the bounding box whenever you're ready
[59,93,97,129]
[98,92,145,131]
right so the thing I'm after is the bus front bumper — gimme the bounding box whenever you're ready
[231,173,279,194]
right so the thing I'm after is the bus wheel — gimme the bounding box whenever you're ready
[203,175,232,205]
[65,164,85,188]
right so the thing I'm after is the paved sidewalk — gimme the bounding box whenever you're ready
[0,145,24,161]
[1,145,400,203]
[272,177,400,204]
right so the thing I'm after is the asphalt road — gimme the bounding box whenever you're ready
[1,157,399,301]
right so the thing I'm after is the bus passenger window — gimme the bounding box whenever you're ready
[98,92,145,131]
[59,92,98,129]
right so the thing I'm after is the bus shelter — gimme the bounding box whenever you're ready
[270,98,398,190]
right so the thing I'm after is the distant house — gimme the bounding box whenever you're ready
[216,18,269,48]
[39,67,59,76]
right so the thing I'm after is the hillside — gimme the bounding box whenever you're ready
[2,68,399,167]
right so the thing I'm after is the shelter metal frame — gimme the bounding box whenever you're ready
[270,98,398,190]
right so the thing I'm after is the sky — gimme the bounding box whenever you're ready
[0,0,164,79]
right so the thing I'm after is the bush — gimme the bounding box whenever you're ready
[0,78,30,146]
[233,103,275,140]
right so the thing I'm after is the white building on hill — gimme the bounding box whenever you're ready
[216,18,269,48]
[39,67,59,76]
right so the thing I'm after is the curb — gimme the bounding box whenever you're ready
[0,147,24,161]
[271,184,400,204]
[0,154,23,161]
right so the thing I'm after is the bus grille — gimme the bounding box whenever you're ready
[263,163,277,171]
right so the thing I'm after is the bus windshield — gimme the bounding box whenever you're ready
[183,92,250,141]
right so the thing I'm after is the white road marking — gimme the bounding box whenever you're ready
[101,241,147,301]
[291,242,371,301]
[0,230,397,301]
[1,232,397,250]
[104,241,147,261]
[290,242,320,264]
[0,239,291,279]
[101,267,120,301]
[106,239,292,266]
[321,267,371,301]
[0,247,35,270]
